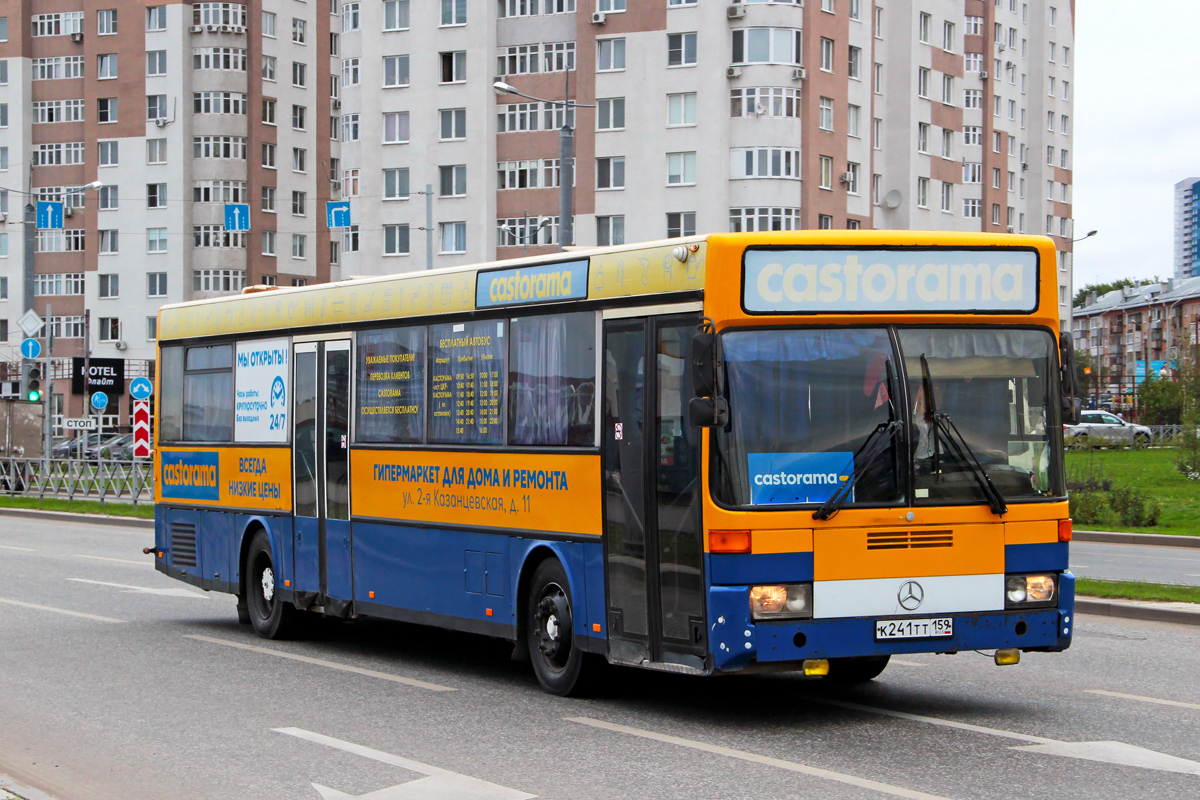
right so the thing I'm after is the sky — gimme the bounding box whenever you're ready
[1073,1,1200,288]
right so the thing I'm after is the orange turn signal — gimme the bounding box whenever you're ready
[1058,519,1073,542]
[710,530,752,554]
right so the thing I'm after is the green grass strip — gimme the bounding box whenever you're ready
[1077,577,1200,605]
[0,495,154,519]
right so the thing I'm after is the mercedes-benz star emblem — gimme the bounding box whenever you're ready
[898,580,925,611]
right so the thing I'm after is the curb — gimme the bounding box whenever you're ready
[0,506,154,529]
[1076,597,1200,627]
[0,774,57,800]
[1073,530,1200,548]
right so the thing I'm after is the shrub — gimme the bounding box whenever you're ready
[1176,408,1200,481]
[1106,486,1162,527]
[1068,488,1118,526]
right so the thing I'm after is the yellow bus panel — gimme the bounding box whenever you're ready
[156,446,292,512]
[813,524,1004,581]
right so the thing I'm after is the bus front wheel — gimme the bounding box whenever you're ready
[824,655,890,683]
[527,559,591,696]
[245,530,300,639]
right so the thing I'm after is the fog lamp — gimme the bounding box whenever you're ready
[749,583,813,619]
[994,648,1021,666]
[803,659,830,676]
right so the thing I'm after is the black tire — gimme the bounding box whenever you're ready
[527,559,592,696]
[824,655,890,684]
[245,530,301,639]
[1135,433,1151,449]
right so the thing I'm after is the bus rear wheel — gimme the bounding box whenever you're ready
[527,559,592,696]
[245,530,300,639]
[824,655,890,684]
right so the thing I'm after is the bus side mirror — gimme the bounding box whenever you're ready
[1060,337,1081,425]
[689,330,728,428]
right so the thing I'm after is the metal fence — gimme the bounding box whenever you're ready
[0,458,154,505]
[1148,425,1184,446]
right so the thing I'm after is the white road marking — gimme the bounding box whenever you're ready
[67,578,205,599]
[0,545,37,552]
[74,554,153,566]
[1084,689,1200,711]
[0,596,125,623]
[273,728,534,800]
[186,635,455,692]
[890,659,927,667]
[566,716,956,800]
[814,698,1200,776]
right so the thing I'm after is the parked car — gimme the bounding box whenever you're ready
[1065,411,1152,448]
[52,432,120,459]
[87,433,135,461]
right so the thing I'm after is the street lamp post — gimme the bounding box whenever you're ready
[494,77,595,250]
[500,213,552,257]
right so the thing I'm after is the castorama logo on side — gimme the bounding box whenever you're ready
[747,452,854,505]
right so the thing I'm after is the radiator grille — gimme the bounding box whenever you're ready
[170,523,197,568]
[866,530,953,550]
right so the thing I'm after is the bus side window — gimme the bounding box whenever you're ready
[508,311,597,447]
[158,345,185,442]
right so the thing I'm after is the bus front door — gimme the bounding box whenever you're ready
[602,314,707,670]
[292,339,354,615]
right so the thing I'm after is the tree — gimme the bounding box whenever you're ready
[1175,329,1200,480]
[1138,373,1184,425]
[1073,277,1160,309]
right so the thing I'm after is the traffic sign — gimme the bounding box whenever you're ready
[129,377,154,400]
[224,203,251,232]
[326,201,352,229]
[20,338,41,360]
[36,201,64,230]
[91,391,109,411]
[133,400,151,458]
[17,310,45,338]
[64,418,98,431]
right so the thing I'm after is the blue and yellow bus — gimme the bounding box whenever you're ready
[153,231,1077,694]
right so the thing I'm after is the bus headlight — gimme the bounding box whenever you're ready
[749,583,813,619]
[1005,574,1057,608]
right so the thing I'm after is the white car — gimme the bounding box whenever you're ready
[1065,411,1152,447]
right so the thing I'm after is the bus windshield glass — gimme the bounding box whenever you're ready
[713,326,1063,508]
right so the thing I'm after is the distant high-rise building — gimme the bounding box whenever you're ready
[1175,177,1200,280]
[0,1,1075,428]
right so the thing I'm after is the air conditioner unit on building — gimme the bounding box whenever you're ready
[590,11,606,24]
[728,4,747,18]
[996,42,1006,51]
[155,117,169,127]
[839,172,853,184]
[70,32,83,43]
[726,65,743,79]
[190,25,204,33]
[220,25,232,32]
[114,341,127,351]
[1007,225,1015,233]
[791,67,806,80]
[1021,162,1029,171]
[332,98,341,109]
[206,24,219,32]
[64,206,74,218]
[230,26,245,34]
[980,70,988,79]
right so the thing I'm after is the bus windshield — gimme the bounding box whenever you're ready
[713,326,1064,508]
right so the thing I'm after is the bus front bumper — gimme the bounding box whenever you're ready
[708,574,1074,672]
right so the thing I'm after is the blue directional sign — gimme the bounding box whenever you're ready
[326,201,352,229]
[224,203,251,232]
[129,377,154,400]
[20,338,42,360]
[91,391,109,411]
[36,201,64,230]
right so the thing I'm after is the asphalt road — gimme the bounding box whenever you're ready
[2,517,1200,800]
[1072,541,1200,586]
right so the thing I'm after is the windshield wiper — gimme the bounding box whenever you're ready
[813,419,903,522]
[919,355,1008,516]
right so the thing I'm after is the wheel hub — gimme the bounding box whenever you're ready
[261,566,275,603]
[536,590,571,666]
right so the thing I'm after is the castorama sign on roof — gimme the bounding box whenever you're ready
[742,249,1039,314]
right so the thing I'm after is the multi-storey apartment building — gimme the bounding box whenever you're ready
[1175,177,1200,281]
[0,0,1075,428]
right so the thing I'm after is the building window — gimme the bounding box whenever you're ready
[147,183,167,208]
[918,12,930,43]
[597,98,625,130]
[439,222,467,253]
[147,318,158,341]
[98,232,119,256]
[942,75,954,104]
[99,185,119,210]
[341,114,360,142]
[384,168,410,199]
[98,98,118,123]
[942,129,954,158]
[844,162,860,194]
[147,229,167,253]
[943,21,955,52]
[98,318,121,342]
[441,0,467,25]
[147,95,168,120]
[439,165,466,197]
[964,126,982,146]
[291,191,306,216]
[730,87,800,119]
[384,225,410,255]
[99,274,119,297]
[261,230,276,256]
[941,182,952,213]
[343,2,361,30]
[818,155,833,189]
[97,53,118,79]
[148,272,167,296]
[440,51,466,82]
[819,96,834,130]
[292,148,307,173]
[385,0,410,29]
[597,156,625,189]
[818,215,833,229]
[262,11,276,36]
[917,67,929,98]
[820,37,835,72]
[292,234,306,259]
[917,177,929,208]
[917,122,929,153]
[597,38,625,71]
[731,28,802,65]
[963,198,981,218]
[98,9,118,35]
[439,108,466,140]
[667,32,697,66]
[384,55,410,87]
[292,105,306,130]
[666,212,696,238]
[964,89,982,109]
[261,186,275,212]
[292,18,306,44]
[666,152,697,186]
[669,92,698,125]
[729,207,800,232]
[596,216,624,246]
[147,6,167,30]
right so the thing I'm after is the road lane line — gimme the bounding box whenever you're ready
[0,545,37,552]
[1084,689,1200,711]
[74,554,152,566]
[185,634,455,691]
[812,698,1055,744]
[566,716,957,800]
[0,597,125,623]
[68,578,206,598]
